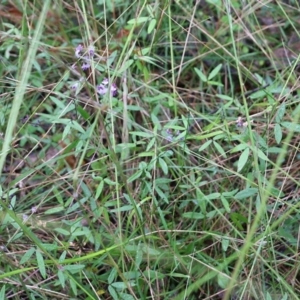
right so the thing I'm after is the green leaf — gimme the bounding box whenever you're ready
[151,114,161,130]
[142,244,161,255]
[213,140,226,157]
[106,50,118,67]
[137,55,160,67]
[206,0,222,5]
[207,81,224,87]
[216,94,234,101]
[138,151,155,157]
[63,264,85,273]
[237,147,249,172]
[130,131,154,138]
[108,268,117,285]
[155,186,168,204]
[159,157,168,175]
[281,121,300,132]
[59,251,67,262]
[123,271,140,280]
[249,90,266,99]
[57,269,66,289]
[54,228,70,235]
[76,105,90,120]
[221,238,229,252]
[72,228,92,236]
[20,247,35,264]
[206,192,221,200]
[127,17,149,24]
[104,178,117,185]
[268,147,284,153]
[276,103,286,123]
[44,206,64,214]
[254,132,268,149]
[62,123,71,140]
[183,212,205,219]
[0,285,5,300]
[41,244,59,251]
[36,249,46,278]
[194,67,207,82]
[208,63,222,80]
[256,148,269,161]
[189,130,223,140]
[119,293,135,300]
[118,59,134,74]
[128,170,143,183]
[108,286,118,300]
[266,292,272,300]
[148,18,157,34]
[110,205,133,212]
[146,137,156,151]
[222,189,238,197]
[230,212,247,230]
[70,278,78,296]
[95,180,104,199]
[135,243,143,269]
[220,195,230,213]
[274,123,282,144]
[281,293,288,300]
[230,143,248,153]
[197,190,206,214]
[217,273,230,289]
[207,209,225,218]
[235,188,258,200]
[53,119,85,133]
[199,140,212,151]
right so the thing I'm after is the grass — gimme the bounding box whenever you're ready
[0,0,300,299]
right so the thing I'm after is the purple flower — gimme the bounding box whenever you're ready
[97,84,108,95]
[88,45,95,57]
[96,78,118,97]
[111,83,118,97]
[236,117,243,127]
[102,77,109,85]
[164,129,183,142]
[71,77,84,91]
[166,129,173,142]
[75,44,83,58]
[71,82,79,90]
[81,61,90,70]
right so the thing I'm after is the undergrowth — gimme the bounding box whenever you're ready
[0,0,300,299]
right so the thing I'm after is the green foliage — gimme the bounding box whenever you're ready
[0,0,300,299]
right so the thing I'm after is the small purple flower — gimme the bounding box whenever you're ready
[97,84,108,95]
[71,82,79,90]
[111,83,118,97]
[102,77,109,85]
[88,45,95,57]
[164,129,184,142]
[96,78,118,97]
[236,117,243,127]
[166,129,173,142]
[31,206,37,214]
[75,44,83,58]
[71,77,84,91]
[81,61,90,70]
